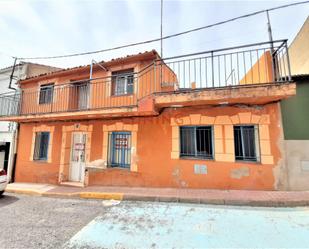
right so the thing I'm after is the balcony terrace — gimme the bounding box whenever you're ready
[0,40,295,122]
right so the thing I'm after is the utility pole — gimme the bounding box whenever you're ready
[160,0,163,58]
[266,10,277,81]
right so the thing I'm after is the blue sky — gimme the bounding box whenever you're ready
[0,0,308,69]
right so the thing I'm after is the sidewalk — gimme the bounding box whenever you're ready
[5,183,309,207]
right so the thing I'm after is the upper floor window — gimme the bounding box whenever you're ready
[112,69,134,96]
[180,126,213,159]
[234,125,260,162]
[39,83,54,104]
[33,132,50,161]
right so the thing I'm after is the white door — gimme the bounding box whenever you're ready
[69,132,86,182]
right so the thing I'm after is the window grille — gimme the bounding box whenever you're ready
[234,125,260,162]
[180,126,213,159]
[108,132,131,168]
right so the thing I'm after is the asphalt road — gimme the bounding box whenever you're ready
[0,193,103,249]
[1,193,309,249]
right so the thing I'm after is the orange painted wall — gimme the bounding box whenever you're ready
[15,123,62,184]
[240,51,274,84]
[19,59,177,115]
[15,103,281,190]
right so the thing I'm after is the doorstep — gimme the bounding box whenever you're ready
[60,181,84,188]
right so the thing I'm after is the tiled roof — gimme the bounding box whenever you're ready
[21,50,159,83]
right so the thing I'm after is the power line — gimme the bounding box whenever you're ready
[17,0,309,60]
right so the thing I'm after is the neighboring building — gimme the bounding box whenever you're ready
[279,16,309,190]
[281,74,309,190]
[0,42,295,190]
[0,62,61,182]
[288,16,309,75]
[238,16,309,190]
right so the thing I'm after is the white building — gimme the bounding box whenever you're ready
[0,62,60,182]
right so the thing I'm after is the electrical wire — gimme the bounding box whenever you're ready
[11,0,309,60]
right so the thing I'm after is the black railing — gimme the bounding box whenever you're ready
[157,39,291,89]
[0,40,291,117]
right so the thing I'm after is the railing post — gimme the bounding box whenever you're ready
[284,41,292,82]
[211,51,214,87]
[18,90,23,115]
[154,61,156,94]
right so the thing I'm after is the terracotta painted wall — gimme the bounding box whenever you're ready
[19,59,177,114]
[15,103,283,190]
[15,123,62,184]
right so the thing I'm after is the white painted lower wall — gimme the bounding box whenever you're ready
[0,130,17,182]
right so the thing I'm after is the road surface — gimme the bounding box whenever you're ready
[1,193,309,248]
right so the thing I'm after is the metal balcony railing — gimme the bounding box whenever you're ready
[0,40,291,117]
[156,39,291,89]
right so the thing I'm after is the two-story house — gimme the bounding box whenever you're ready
[0,41,296,190]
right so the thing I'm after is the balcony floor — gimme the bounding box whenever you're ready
[153,82,296,108]
[0,82,296,122]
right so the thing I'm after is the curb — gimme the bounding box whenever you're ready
[5,188,309,207]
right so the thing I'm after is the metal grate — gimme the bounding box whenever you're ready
[180,126,213,159]
[234,125,259,162]
[108,132,131,168]
[33,132,50,161]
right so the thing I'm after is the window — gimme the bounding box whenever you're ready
[108,132,131,168]
[234,125,260,162]
[33,132,50,161]
[180,126,213,159]
[39,84,54,104]
[112,69,134,96]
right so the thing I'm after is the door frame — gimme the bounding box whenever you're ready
[69,132,87,183]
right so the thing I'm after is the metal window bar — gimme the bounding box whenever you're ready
[108,131,131,168]
[234,125,258,162]
[180,126,213,159]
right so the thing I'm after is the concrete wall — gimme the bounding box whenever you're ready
[14,103,285,190]
[285,140,309,190]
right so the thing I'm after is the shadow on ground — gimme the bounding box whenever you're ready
[0,194,19,208]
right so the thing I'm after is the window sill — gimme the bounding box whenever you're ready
[235,159,261,164]
[107,166,130,170]
[33,159,49,163]
[179,156,214,161]
[111,94,134,98]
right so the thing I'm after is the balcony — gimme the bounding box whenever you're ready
[0,40,295,122]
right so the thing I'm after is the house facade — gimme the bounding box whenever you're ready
[0,41,296,190]
[0,62,60,182]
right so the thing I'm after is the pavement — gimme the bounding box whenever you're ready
[1,193,309,249]
[5,182,309,207]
